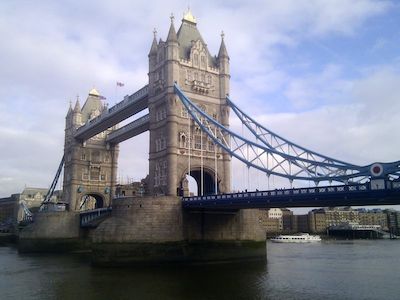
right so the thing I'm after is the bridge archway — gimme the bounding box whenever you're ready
[179,168,219,197]
[79,193,104,211]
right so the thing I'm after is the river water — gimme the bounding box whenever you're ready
[0,240,399,299]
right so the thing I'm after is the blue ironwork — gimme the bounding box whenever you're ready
[174,83,400,184]
[80,207,112,227]
[40,155,64,210]
[20,200,34,223]
[182,180,400,210]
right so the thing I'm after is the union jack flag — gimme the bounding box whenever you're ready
[116,81,124,87]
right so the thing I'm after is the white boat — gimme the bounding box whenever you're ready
[271,233,322,243]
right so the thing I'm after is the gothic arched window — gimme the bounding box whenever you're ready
[179,133,188,148]
[200,55,206,68]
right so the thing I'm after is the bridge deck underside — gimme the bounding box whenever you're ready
[182,189,400,210]
[106,116,149,144]
[74,96,148,141]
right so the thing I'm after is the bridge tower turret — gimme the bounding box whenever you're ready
[218,32,230,100]
[148,10,231,196]
[63,89,119,211]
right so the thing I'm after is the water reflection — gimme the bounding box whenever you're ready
[1,247,266,300]
[55,260,267,300]
[1,241,400,299]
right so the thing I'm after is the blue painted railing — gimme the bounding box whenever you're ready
[80,207,112,227]
[182,181,400,209]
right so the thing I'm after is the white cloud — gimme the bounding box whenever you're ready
[284,64,353,110]
[0,0,397,197]
[234,64,400,179]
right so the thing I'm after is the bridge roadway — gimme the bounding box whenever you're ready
[80,207,112,228]
[182,182,400,210]
[78,182,400,227]
[74,85,149,141]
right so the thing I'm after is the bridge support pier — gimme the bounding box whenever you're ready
[182,209,266,262]
[91,196,266,265]
[18,211,83,253]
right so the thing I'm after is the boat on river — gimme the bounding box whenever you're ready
[271,233,322,243]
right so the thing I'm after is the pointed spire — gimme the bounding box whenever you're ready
[167,13,178,42]
[73,96,81,113]
[67,100,73,115]
[89,88,100,97]
[218,31,229,59]
[149,28,158,56]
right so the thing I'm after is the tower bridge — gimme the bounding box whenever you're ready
[20,10,400,264]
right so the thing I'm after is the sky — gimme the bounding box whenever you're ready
[1,0,400,203]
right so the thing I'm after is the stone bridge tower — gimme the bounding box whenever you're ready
[148,11,231,196]
[63,89,119,211]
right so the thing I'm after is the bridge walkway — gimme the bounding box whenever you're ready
[182,182,400,210]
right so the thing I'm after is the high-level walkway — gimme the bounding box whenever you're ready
[74,85,149,141]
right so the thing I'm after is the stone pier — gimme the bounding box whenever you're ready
[91,196,266,266]
[18,211,82,253]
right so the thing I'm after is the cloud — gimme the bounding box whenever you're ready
[230,63,400,188]
[0,0,397,197]
[283,64,353,110]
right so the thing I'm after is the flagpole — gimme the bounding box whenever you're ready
[115,81,125,104]
[115,82,117,105]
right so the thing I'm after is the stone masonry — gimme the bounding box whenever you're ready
[63,89,119,211]
[147,11,231,197]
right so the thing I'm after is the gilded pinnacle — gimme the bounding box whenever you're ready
[183,8,196,24]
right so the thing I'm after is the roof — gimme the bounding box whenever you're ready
[0,197,15,203]
[20,187,48,196]
[183,9,196,24]
[176,18,217,67]
[89,88,100,96]
[167,20,178,42]
[81,89,104,122]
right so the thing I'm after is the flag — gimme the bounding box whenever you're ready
[99,95,106,100]
[116,81,124,87]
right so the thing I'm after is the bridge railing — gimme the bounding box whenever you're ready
[80,207,112,227]
[75,85,149,135]
[182,183,376,202]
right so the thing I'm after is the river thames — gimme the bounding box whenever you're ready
[0,240,399,299]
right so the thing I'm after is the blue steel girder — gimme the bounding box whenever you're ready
[174,84,400,183]
[182,183,400,210]
[227,97,356,179]
[40,155,64,209]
